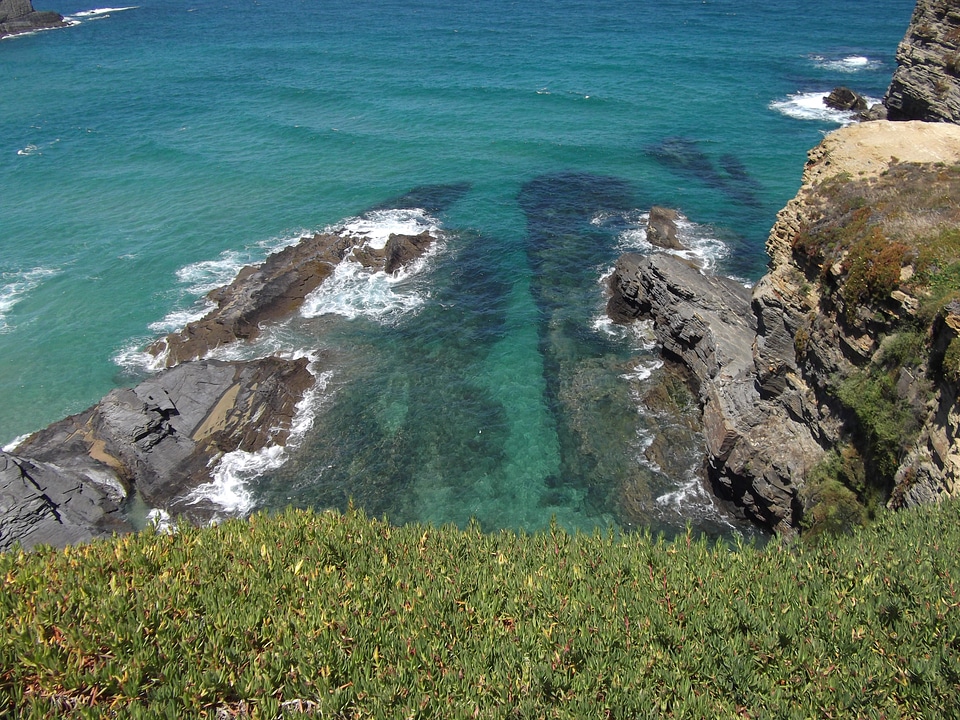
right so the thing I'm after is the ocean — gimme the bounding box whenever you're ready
[1,0,915,538]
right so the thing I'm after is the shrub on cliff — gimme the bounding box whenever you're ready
[2,505,959,718]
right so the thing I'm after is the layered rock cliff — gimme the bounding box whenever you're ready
[610,120,960,534]
[0,0,65,38]
[884,0,960,122]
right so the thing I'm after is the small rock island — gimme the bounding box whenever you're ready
[0,0,66,39]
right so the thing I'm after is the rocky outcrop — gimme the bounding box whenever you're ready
[0,451,130,551]
[608,253,821,533]
[148,228,436,367]
[0,0,66,38]
[2,356,314,547]
[609,121,960,534]
[646,207,684,250]
[883,0,960,122]
[825,87,869,114]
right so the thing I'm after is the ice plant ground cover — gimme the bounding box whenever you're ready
[1,501,959,718]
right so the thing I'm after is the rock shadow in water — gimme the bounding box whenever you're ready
[366,182,473,214]
[646,137,763,209]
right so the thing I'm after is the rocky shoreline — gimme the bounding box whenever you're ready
[0,221,440,551]
[3,0,959,548]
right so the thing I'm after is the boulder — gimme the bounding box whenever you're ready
[824,87,869,114]
[646,207,685,250]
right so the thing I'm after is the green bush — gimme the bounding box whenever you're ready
[799,448,868,539]
[2,504,960,718]
[835,370,918,484]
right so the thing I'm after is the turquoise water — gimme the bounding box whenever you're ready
[1,0,914,536]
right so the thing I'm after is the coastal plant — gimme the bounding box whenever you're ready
[2,503,960,717]
[799,448,868,538]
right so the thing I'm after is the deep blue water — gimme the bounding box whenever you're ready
[1,0,915,536]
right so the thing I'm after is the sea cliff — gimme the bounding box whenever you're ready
[609,120,960,535]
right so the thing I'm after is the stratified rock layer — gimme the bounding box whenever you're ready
[884,0,960,122]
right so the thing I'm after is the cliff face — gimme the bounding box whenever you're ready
[0,0,66,38]
[610,121,960,535]
[884,0,960,122]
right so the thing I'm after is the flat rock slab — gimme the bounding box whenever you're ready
[4,356,314,548]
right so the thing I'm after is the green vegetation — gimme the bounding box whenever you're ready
[835,368,919,484]
[800,447,868,538]
[3,505,960,718]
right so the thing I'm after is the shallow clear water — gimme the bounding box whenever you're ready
[1,0,915,537]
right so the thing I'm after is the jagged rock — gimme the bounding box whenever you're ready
[4,356,315,546]
[149,228,437,367]
[0,451,131,551]
[646,207,685,250]
[825,86,869,114]
[883,0,960,122]
[0,0,67,38]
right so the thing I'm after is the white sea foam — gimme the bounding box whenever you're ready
[146,508,174,533]
[769,91,881,125]
[0,267,58,333]
[300,259,429,320]
[621,358,664,383]
[183,368,333,517]
[65,7,138,21]
[112,338,168,374]
[811,54,882,73]
[339,208,439,251]
[16,138,60,157]
[2,434,30,453]
[603,210,729,273]
[301,208,441,321]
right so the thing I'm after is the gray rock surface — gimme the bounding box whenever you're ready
[883,0,960,122]
[646,207,684,250]
[608,253,823,533]
[0,451,130,551]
